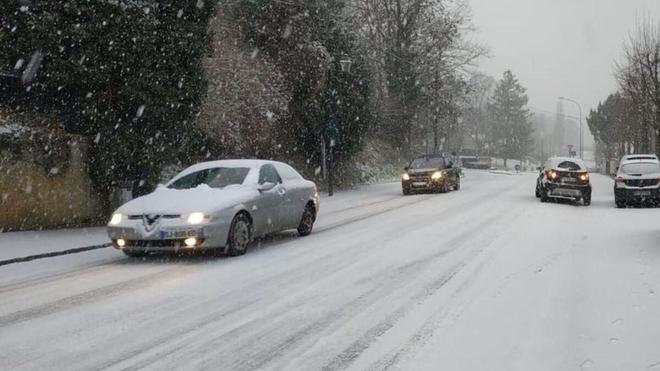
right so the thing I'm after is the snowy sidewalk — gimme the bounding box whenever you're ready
[0,227,109,264]
[0,182,400,264]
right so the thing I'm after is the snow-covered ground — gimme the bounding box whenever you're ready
[1,170,660,371]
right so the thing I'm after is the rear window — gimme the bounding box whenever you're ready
[168,167,250,189]
[556,161,581,171]
[410,157,446,169]
[621,163,660,175]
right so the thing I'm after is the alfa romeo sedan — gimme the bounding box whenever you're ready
[107,160,319,257]
[536,157,591,206]
[614,159,660,207]
[401,154,461,195]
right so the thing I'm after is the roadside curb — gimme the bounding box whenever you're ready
[0,243,111,267]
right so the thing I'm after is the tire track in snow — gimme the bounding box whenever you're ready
[0,266,197,327]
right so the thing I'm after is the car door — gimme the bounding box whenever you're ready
[256,164,287,234]
[274,163,307,229]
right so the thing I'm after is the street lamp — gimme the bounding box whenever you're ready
[559,96,583,159]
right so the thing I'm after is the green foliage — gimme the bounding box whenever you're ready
[229,0,373,167]
[0,0,216,203]
[488,70,534,161]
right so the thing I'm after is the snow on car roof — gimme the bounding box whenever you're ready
[173,159,283,180]
[546,157,587,170]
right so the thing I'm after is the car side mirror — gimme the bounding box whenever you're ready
[404,166,409,172]
[258,182,276,192]
[448,162,454,169]
[537,166,543,173]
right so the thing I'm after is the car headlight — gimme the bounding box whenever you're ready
[187,212,206,225]
[431,171,443,180]
[402,173,410,181]
[109,213,124,225]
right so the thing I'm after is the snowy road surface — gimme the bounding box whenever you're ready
[1,171,660,371]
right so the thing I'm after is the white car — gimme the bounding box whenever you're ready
[614,159,660,208]
[107,160,320,257]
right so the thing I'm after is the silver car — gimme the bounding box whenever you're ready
[107,160,320,257]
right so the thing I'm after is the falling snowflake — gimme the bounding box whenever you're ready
[136,105,146,118]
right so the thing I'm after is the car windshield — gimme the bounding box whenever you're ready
[621,162,660,175]
[410,157,445,169]
[168,167,250,190]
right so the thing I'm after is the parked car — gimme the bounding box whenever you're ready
[614,159,660,207]
[402,154,461,195]
[107,160,320,257]
[460,156,492,169]
[536,157,591,205]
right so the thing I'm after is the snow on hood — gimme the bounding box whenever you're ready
[116,184,257,215]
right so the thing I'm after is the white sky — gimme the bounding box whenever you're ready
[469,0,660,117]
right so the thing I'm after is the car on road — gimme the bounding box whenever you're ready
[107,160,319,257]
[536,157,591,205]
[402,154,461,195]
[614,159,660,207]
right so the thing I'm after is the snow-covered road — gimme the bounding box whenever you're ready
[2,171,660,371]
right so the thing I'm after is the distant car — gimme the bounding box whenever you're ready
[460,156,491,169]
[536,157,591,205]
[620,154,659,162]
[614,159,660,208]
[402,155,461,195]
[107,160,319,257]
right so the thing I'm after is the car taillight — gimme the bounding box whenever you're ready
[545,170,558,181]
[615,177,625,187]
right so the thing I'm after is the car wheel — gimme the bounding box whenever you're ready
[123,250,146,258]
[227,213,251,257]
[454,177,461,191]
[297,204,316,237]
[403,187,411,196]
[535,186,541,198]
[540,189,549,203]
[615,198,626,208]
[583,193,591,206]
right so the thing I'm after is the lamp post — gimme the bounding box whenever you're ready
[325,56,352,197]
[559,96,583,160]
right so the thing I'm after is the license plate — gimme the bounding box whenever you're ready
[561,177,576,183]
[412,182,427,187]
[159,229,203,240]
[634,191,652,196]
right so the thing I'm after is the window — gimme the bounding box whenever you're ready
[410,157,446,169]
[275,163,303,181]
[556,161,581,171]
[621,162,660,175]
[168,167,250,190]
[259,164,282,185]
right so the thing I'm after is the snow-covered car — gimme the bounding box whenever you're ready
[614,159,660,207]
[107,160,319,257]
[536,157,591,205]
[401,155,461,195]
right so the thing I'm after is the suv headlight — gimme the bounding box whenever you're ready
[109,213,124,225]
[402,173,410,181]
[187,212,206,225]
[431,171,443,180]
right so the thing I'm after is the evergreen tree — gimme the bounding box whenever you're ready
[488,70,534,167]
[0,0,216,209]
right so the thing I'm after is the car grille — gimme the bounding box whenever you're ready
[624,179,658,187]
[128,214,181,220]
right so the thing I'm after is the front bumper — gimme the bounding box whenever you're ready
[402,178,447,192]
[543,182,590,198]
[108,218,231,253]
[614,187,660,202]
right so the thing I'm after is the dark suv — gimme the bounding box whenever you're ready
[536,157,591,206]
[402,155,461,195]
